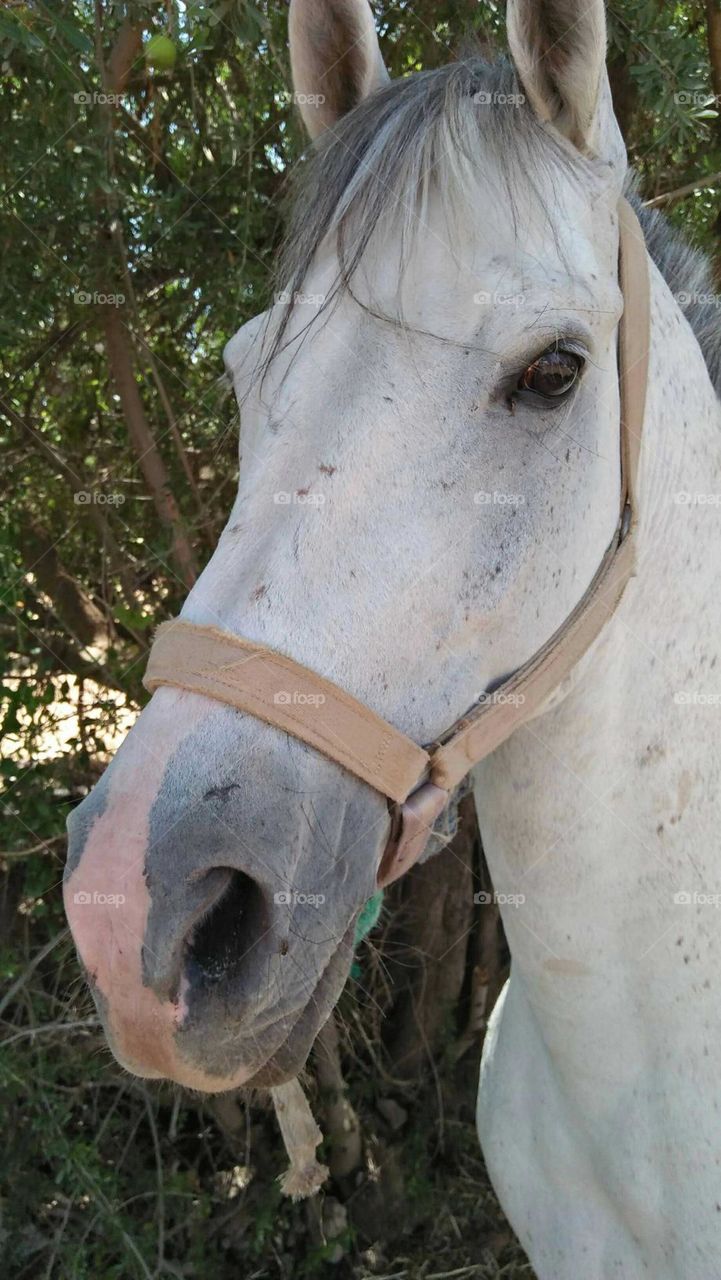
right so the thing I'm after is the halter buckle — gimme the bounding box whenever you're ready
[376,783,450,888]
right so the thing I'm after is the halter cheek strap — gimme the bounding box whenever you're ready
[143,198,650,888]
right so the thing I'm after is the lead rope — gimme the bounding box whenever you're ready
[271,891,384,1197]
[270,1078,329,1199]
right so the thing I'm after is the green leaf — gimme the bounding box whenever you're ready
[48,14,93,54]
[113,606,154,631]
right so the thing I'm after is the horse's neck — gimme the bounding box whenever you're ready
[473,263,721,1077]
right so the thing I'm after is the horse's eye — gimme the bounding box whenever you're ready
[518,349,584,401]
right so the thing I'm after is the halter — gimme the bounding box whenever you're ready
[144,199,650,888]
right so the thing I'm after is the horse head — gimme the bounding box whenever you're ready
[64,0,630,1090]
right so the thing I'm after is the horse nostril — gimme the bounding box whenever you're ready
[186,869,268,984]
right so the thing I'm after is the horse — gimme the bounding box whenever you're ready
[64,0,721,1274]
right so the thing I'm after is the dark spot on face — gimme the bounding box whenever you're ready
[251,583,268,602]
[318,463,336,476]
[296,487,309,497]
[279,938,289,956]
[203,784,243,803]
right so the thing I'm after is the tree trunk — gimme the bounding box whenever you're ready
[96,14,197,590]
[102,309,198,589]
[707,1,721,239]
[19,521,110,650]
[384,794,476,1078]
[107,16,142,93]
[313,1013,362,1178]
[607,52,639,144]
[707,0,721,108]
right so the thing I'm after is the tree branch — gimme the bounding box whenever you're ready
[102,308,198,589]
[644,170,721,208]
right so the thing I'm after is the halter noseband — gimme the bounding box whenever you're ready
[144,199,650,888]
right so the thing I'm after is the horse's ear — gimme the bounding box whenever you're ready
[507,0,620,161]
[288,0,389,139]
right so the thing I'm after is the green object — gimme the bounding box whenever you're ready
[350,891,384,978]
[353,891,384,947]
[145,34,177,70]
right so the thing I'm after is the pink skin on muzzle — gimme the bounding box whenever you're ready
[63,696,260,1091]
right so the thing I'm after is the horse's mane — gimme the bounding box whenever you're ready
[628,183,721,396]
[266,52,720,396]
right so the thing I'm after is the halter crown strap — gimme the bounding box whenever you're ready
[143,198,650,846]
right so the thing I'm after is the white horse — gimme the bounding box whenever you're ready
[64,1,721,1274]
